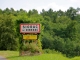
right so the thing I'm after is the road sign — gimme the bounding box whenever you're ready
[20,23,40,33]
[23,35,37,40]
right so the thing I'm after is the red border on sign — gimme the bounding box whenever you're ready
[20,23,40,34]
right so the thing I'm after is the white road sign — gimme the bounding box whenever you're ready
[20,23,40,33]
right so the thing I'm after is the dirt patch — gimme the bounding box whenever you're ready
[19,51,41,56]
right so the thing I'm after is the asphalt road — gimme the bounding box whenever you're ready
[0,56,7,60]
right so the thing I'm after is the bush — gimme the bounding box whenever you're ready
[43,49,60,54]
[21,41,42,53]
[22,42,29,51]
[29,42,39,53]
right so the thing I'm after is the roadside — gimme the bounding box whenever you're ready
[0,56,7,60]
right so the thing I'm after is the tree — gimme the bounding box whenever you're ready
[65,21,78,40]
[0,14,17,50]
[66,7,78,20]
[57,10,65,17]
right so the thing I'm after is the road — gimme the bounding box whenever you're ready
[0,56,7,60]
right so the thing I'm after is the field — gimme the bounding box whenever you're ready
[0,51,80,60]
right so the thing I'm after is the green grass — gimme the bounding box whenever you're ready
[0,51,80,60]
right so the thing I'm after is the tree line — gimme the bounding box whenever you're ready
[0,7,80,57]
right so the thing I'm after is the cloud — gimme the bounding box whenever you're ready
[1,0,79,13]
[47,2,67,11]
[70,0,79,3]
[68,0,80,8]
[70,0,80,5]
[35,0,80,13]
[36,2,68,13]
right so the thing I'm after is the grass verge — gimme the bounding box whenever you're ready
[0,51,80,60]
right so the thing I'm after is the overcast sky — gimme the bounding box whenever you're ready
[0,0,80,12]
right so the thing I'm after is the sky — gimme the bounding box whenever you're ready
[0,0,80,12]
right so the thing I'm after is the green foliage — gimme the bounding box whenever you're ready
[43,49,60,54]
[21,41,41,53]
[0,7,80,57]
[22,42,29,51]
[0,14,17,50]
[0,51,70,60]
[66,7,78,20]
[30,42,40,53]
[41,7,80,57]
